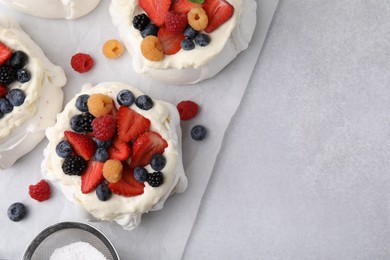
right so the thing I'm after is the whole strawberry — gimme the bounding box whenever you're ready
[92,115,117,141]
[29,180,51,202]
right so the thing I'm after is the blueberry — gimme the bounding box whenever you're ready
[10,51,28,70]
[181,38,195,51]
[70,114,85,132]
[95,147,109,162]
[150,154,166,171]
[16,68,30,83]
[117,89,135,106]
[134,167,148,182]
[6,88,25,106]
[56,140,73,158]
[0,98,13,113]
[75,94,90,112]
[135,95,153,110]
[184,27,198,39]
[94,138,113,148]
[191,125,207,141]
[195,34,211,47]
[141,24,159,38]
[96,182,112,201]
[7,202,27,222]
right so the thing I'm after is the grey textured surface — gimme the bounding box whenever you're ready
[183,1,390,259]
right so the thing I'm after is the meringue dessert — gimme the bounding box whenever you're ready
[110,0,257,85]
[43,82,187,230]
[0,15,66,169]
[0,0,101,19]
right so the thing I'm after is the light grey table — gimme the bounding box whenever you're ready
[183,1,390,259]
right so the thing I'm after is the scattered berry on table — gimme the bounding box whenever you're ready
[0,98,13,113]
[147,171,164,187]
[96,182,112,201]
[6,88,25,106]
[75,94,90,112]
[191,124,207,141]
[62,155,87,176]
[0,43,12,66]
[134,167,148,182]
[141,36,164,62]
[117,89,135,106]
[87,94,113,117]
[28,180,51,202]
[0,65,16,85]
[92,115,117,141]
[10,51,27,69]
[184,27,198,40]
[0,84,8,98]
[150,154,166,171]
[195,33,210,47]
[177,100,199,121]
[71,53,94,73]
[139,0,171,27]
[188,7,209,31]
[56,140,73,158]
[141,24,159,38]
[180,38,195,51]
[16,68,30,83]
[103,39,125,59]
[95,147,109,162]
[103,159,123,183]
[165,11,188,34]
[7,202,27,222]
[133,13,150,31]
[135,95,153,110]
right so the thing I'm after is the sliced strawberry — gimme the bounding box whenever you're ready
[0,42,12,66]
[139,0,171,27]
[109,164,144,196]
[108,136,132,161]
[117,106,150,142]
[172,0,202,14]
[64,131,96,160]
[0,84,8,98]
[157,26,185,55]
[81,161,104,194]
[203,0,234,33]
[130,131,168,168]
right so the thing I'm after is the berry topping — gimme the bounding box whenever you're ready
[0,84,8,98]
[62,155,87,176]
[0,65,16,86]
[133,13,151,31]
[180,38,195,51]
[188,7,209,31]
[103,39,125,59]
[203,0,234,33]
[103,159,123,183]
[56,140,73,158]
[177,100,199,120]
[6,88,25,106]
[135,95,154,110]
[165,11,188,33]
[95,147,109,162]
[157,26,185,55]
[94,138,113,148]
[117,89,135,106]
[71,53,94,73]
[147,171,164,187]
[108,164,145,196]
[10,51,27,69]
[0,98,13,113]
[130,131,168,168]
[70,114,85,132]
[7,202,27,222]
[96,182,112,201]
[81,161,104,194]
[108,136,132,161]
[141,36,164,62]
[64,131,96,160]
[0,42,12,66]
[92,115,117,141]
[16,68,30,83]
[139,0,171,27]
[76,94,90,112]
[172,0,202,14]
[141,24,159,38]
[87,94,114,117]
[83,112,95,132]
[117,106,150,142]
[184,27,198,39]
[191,124,207,141]
[195,33,210,47]
[134,167,148,182]
[150,154,166,171]
[28,180,51,202]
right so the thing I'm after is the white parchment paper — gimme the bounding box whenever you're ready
[0,0,278,259]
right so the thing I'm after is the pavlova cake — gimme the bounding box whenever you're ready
[0,15,66,169]
[0,0,101,19]
[42,82,187,230]
[110,0,257,84]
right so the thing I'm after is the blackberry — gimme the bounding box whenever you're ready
[147,171,164,187]
[0,66,16,85]
[133,13,150,31]
[82,112,95,132]
[62,155,87,176]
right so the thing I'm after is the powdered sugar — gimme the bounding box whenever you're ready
[50,242,107,260]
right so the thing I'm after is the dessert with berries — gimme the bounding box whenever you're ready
[0,0,101,19]
[110,0,257,84]
[42,82,187,230]
[0,15,66,169]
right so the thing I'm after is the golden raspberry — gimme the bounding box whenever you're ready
[87,94,113,117]
[187,7,208,31]
[141,36,164,62]
[103,159,123,183]
[103,39,125,59]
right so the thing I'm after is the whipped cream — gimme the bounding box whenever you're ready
[109,0,257,84]
[43,82,187,230]
[0,15,66,169]
[0,0,101,19]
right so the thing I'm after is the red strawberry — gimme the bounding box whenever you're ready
[130,131,168,168]
[203,0,234,33]
[92,115,117,141]
[108,136,132,161]
[109,164,144,196]
[29,180,51,202]
[0,84,8,98]
[64,131,96,160]
[177,100,199,121]
[117,106,150,142]
[81,160,104,194]
[157,26,185,55]
[0,42,12,66]
[139,0,171,27]
[165,11,188,33]
[172,0,202,14]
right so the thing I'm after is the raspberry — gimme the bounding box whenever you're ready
[92,115,117,141]
[87,94,114,117]
[165,11,188,33]
[71,53,94,73]
[29,180,51,202]
[141,36,164,61]
[188,7,209,31]
[103,159,123,183]
[103,39,125,59]
[177,100,199,121]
